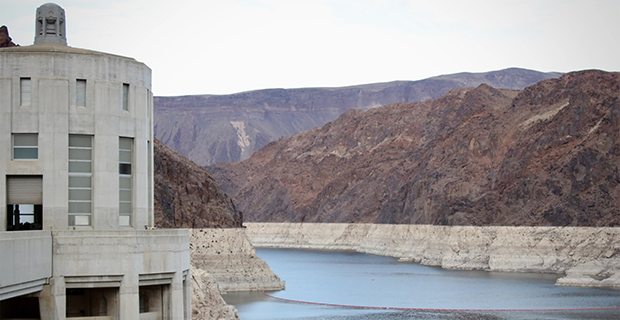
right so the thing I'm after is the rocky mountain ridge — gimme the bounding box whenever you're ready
[155,68,561,166]
[211,70,619,227]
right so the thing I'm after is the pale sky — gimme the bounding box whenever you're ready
[2,0,619,96]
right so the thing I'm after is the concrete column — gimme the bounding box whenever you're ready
[119,274,139,319]
[169,271,185,319]
[38,277,66,320]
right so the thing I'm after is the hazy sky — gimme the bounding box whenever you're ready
[2,0,619,96]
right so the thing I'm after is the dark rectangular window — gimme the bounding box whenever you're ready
[122,83,129,111]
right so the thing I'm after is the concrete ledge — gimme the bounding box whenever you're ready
[0,278,47,301]
[51,229,190,278]
[64,275,123,288]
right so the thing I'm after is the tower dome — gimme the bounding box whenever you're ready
[34,3,67,45]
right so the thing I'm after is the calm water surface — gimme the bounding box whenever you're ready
[223,248,620,320]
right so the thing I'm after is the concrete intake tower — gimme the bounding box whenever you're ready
[0,3,191,319]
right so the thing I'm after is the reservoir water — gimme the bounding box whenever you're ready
[223,248,620,320]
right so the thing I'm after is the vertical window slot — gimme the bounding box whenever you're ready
[20,78,31,106]
[76,79,86,107]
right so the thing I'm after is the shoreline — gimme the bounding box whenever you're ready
[244,222,620,288]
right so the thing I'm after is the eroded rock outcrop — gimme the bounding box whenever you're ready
[246,223,620,287]
[191,269,240,320]
[191,228,285,292]
[213,71,620,227]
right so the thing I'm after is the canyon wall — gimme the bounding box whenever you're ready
[213,71,620,226]
[245,223,620,288]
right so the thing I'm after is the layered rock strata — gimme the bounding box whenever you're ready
[245,223,620,288]
[191,228,285,292]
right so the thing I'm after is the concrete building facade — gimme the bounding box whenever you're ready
[0,3,191,319]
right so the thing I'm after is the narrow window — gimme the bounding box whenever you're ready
[13,133,38,160]
[69,135,92,227]
[76,79,86,107]
[20,78,31,106]
[122,83,129,111]
[119,137,133,227]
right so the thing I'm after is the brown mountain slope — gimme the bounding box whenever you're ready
[210,70,619,226]
[154,138,242,228]
[155,68,561,166]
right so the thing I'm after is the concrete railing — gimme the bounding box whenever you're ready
[0,230,52,300]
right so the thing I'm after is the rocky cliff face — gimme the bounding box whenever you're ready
[212,70,620,227]
[0,26,18,48]
[154,138,242,228]
[155,68,561,166]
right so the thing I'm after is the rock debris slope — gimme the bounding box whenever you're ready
[155,68,560,165]
[212,70,620,226]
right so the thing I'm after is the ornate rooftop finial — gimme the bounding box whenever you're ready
[34,3,67,45]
